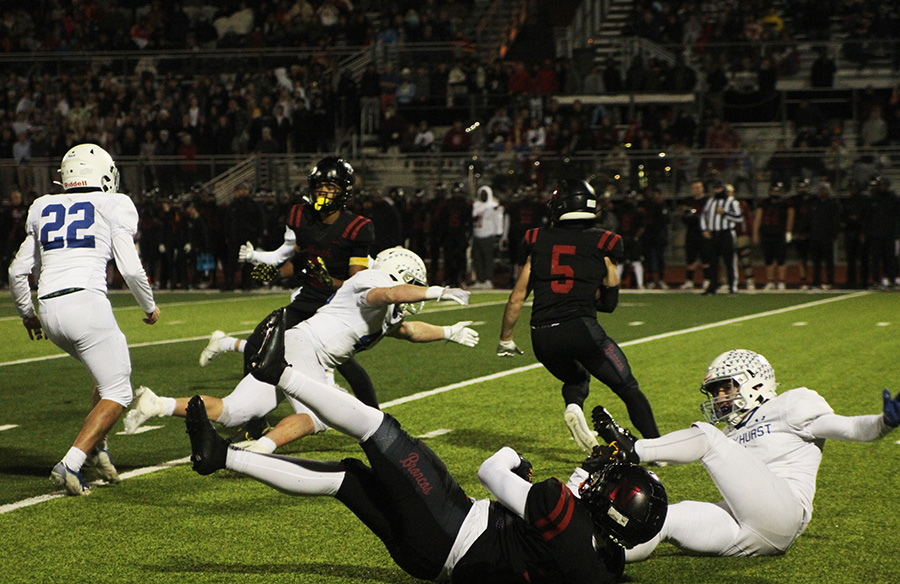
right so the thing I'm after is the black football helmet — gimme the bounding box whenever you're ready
[307,156,355,213]
[579,462,667,549]
[548,179,599,225]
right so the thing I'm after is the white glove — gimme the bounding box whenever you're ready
[443,321,479,347]
[158,244,165,254]
[441,287,470,305]
[238,241,255,263]
[183,242,192,253]
[785,232,792,244]
[497,339,524,357]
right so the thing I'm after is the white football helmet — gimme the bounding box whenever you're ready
[700,349,777,425]
[373,246,427,314]
[59,143,120,193]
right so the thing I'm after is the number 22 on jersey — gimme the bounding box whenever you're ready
[40,202,96,250]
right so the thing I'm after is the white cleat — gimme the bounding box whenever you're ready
[84,442,121,483]
[124,386,166,434]
[199,330,227,367]
[50,461,91,496]
[564,404,600,453]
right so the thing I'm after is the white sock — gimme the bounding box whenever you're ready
[220,336,241,353]
[63,447,88,472]
[254,436,277,453]
[278,368,383,441]
[227,446,344,495]
[161,397,177,416]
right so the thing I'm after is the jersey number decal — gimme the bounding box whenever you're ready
[550,244,576,293]
[40,202,96,250]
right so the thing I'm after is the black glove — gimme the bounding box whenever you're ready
[251,263,281,283]
[581,444,620,474]
[512,454,533,483]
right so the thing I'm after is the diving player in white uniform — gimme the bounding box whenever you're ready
[585,349,900,559]
[8,143,160,496]
[124,247,479,453]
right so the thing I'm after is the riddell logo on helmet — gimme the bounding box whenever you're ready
[65,180,89,188]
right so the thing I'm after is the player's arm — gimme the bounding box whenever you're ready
[752,207,762,243]
[8,234,44,340]
[497,256,531,356]
[390,320,479,346]
[478,447,533,519]
[365,283,469,308]
[785,205,795,242]
[329,259,368,290]
[113,230,159,323]
[807,390,899,441]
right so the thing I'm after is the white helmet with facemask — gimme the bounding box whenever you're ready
[373,246,428,314]
[59,143,120,193]
[700,349,777,425]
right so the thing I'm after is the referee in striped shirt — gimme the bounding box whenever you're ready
[700,180,744,295]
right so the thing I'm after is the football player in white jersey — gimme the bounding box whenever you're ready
[8,143,160,496]
[124,247,479,453]
[582,349,900,560]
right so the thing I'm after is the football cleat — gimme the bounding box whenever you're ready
[564,404,600,453]
[199,330,228,367]
[124,386,166,434]
[84,440,121,483]
[185,395,230,475]
[591,406,639,463]
[50,461,91,496]
[248,309,289,386]
[227,416,272,443]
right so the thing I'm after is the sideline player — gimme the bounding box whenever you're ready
[125,247,479,453]
[182,309,669,583]
[497,179,660,452]
[8,143,160,496]
[591,349,900,560]
[199,156,379,414]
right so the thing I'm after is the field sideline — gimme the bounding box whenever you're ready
[0,289,898,583]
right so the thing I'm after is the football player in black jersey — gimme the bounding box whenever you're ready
[184,311,668,583]
[497,179,661,452]
[195,156,378,442]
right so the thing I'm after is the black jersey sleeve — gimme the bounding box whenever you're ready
[596,230,624,264]
[342,215,375,259]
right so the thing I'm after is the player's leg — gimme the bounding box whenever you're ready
[531,326,598,451]
[637,423,803,554]
[336,357,379,409]
[626,500,741,561]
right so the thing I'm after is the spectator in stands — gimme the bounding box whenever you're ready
[810,47,838,88]
[860,106,889,147]
[441,119,471,153]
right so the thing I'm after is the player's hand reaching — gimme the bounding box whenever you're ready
[251,263,281,283]
[144,306,161,325]
[496,340,524,357]
[23,315,44,340]
[512,453,533,483]
[581,444,620,474]
[883,389,900,428]
[443,321,479,347]
[238,241,255,263]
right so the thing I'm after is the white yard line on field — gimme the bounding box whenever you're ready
[0,291,870,514]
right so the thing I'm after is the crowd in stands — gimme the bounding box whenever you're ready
[1,1,898,292]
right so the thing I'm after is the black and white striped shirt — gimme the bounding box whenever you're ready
[700,195,743,232]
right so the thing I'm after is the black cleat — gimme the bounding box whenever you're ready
[591,406,639,463]
[227,416,273,443]
[248,308,289,386]
[185,395,230,475]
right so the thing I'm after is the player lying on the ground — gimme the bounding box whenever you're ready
[583,348,900,559]
[183,309,668,583]
[124,247,479,454]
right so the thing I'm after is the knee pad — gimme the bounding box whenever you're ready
[98,380,133,408]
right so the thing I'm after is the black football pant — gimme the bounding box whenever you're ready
[531,317,660,438]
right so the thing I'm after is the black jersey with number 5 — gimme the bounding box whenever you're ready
[524,223,623,327]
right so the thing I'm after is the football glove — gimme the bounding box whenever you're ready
[883,389,900,428]
[443,321,479,347]
[496,340,524,357]
[581,443,621,474]
[445,287,470,305]
[251,263,281,283]
[238,241,255,263]
[303,256,334,288]
[512,453,533,483]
